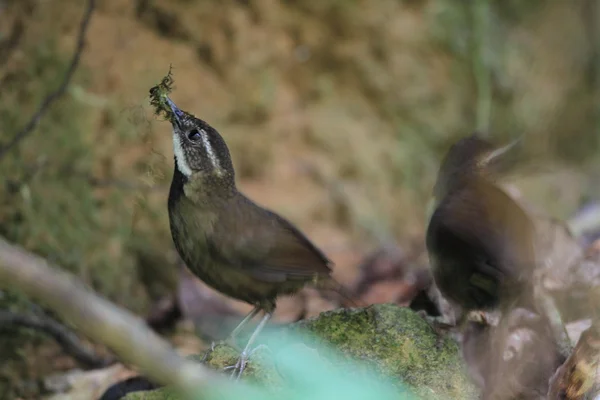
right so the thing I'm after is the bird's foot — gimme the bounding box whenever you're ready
[199,341,217,363]
[417,311,455,335]
[228,353,249,381]
[224,344,270,381]
[466,310,485,324]
[552,325,574,362]
[534,287,573,361]
[465,310,500,326]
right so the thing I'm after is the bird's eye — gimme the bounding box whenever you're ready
[187,129,202,141]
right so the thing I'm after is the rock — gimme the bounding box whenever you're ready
[123,389,179,400]
[122,304,478,400]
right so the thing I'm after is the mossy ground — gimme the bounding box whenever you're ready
[124,305,477,400]
[291,304,476,399]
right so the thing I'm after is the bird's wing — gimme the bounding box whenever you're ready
[428,180,535,282]
[426,193,505,305]
[208,194,332,283]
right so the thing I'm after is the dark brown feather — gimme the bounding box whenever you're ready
[426,178,536,310]
[209,193,332,283]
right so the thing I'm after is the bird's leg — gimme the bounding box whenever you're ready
[229,312,272,380]
[199,341,217,363]
[534,285,572,361]
[225,306,261,349]
[417,310,457,335]
[467,309,502,326]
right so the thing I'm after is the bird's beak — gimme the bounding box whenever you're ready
[166,97,184,128]
[481,136,522,166]
[425,197,436,223]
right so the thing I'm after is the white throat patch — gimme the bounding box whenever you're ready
[199,129,221,170]
[172,133,193,177]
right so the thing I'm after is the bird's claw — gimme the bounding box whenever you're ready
[225,344,270,381]
[418,312,455,335]
[199,341,217,363]
[228,351,249,381]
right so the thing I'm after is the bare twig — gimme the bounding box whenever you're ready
[0,0,95,162]
[0,236,222,395]
[0,309,114,368]
[0,18,24,69]
[0,0,34,71]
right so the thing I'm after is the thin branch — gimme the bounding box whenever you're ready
[0,18,24,69]
[0,0,95,162]
[0,309,114,368]
[0,236,222,395]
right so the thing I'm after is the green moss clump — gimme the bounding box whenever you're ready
[123,388,180,400]
[291,304,476,399]
[148,66,175,121]
[201,344,283,388]
[117,304,477,400]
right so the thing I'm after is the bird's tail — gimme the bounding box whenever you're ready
[314,276,365,308]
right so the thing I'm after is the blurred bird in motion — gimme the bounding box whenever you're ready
[154,88,334,379]
[426,135,528,315]
[425,134,571,359]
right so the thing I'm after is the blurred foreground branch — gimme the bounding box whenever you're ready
[0,236,221,396]
[0,0,95,162]
[0,309,114,368]
[0,17,24,69]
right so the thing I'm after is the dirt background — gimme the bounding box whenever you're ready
[1,0,600,398]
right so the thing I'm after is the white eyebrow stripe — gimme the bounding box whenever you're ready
[172,133,192,176]
[199,129,221,170]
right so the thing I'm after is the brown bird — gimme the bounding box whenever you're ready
[164,97,333,378]
[426,135,531,313]
[425,134,571,358]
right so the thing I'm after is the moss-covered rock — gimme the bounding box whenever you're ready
[290,304,475,399]
[123,388,180,400]
[123,304,477,400]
